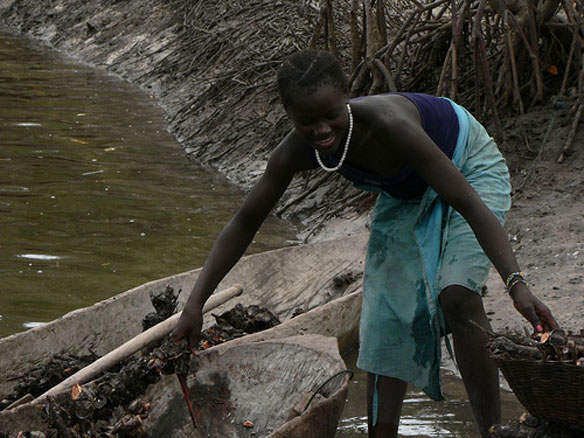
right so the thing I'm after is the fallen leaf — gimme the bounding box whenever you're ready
[243,420,254,428]
[547,65,559,75]
[71,383,83,400]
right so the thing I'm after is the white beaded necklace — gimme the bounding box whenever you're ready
[315,103,353,172]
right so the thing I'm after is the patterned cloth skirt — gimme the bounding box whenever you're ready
[356,100,512,401]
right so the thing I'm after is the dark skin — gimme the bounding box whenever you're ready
[173,85,558,437]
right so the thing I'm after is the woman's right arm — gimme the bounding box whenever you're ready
[172,134,314,350]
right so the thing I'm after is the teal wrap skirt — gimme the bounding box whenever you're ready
[356,100,512,401]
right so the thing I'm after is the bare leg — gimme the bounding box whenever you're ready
[367,373,408,438]
[439,285,501,437]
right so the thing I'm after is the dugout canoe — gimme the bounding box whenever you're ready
[149,335,352,437]
[2,335,352,438]
[0,233,367,434]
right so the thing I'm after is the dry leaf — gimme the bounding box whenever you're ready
[547,65,559,75]
[243,420,254,428]
[71,383,83,400]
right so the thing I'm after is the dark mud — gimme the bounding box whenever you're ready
[200,304,281,350]
[142,286,181,331]
[0,353,100,411]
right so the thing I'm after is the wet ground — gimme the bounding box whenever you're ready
[0,27,297,337]
[338,349,525,437]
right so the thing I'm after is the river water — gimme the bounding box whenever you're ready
[0,27,297,338]
[339,349,524,437]
[0,26,524,437]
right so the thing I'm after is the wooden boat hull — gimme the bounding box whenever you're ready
[0,234,367,436]
[1,335,351,437]
[145,335,350,437]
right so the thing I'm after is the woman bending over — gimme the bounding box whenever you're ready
[174,49,558,437]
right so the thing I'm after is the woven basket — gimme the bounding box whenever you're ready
[493,355,584,430]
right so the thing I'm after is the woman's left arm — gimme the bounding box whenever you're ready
[392,117,559,332]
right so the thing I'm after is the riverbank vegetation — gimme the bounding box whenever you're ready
[292,0,583,226]
[2,0,581,229]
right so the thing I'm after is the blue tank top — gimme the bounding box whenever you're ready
[316,93,459,199]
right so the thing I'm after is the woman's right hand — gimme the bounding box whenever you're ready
[172,306,204,355]
[510,283,559,333]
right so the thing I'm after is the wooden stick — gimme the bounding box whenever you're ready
[325,0,338,58]
[472,1,487,112]
[473,38,482,113]
[349,62,370,97]
[507,11,543,104]
[394,11,421,88]
[505,9,524,115]
[450,0,460,100]
[467,0,502,137]
[34,284,243,404]
[5,393,34,410]
[376,0,387,47]
[309,6,326,49]
[350,0,362,71]
[373,58,397,92]
[518,112,557,192]
[436,45,453,96]
[364,0,384,94]
[559,14,578,96]
[557,103,583,163]
[527,1,544,102]
[380,6,422,65]
[469,319,499,338]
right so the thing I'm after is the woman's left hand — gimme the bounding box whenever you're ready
[509,283,560,332]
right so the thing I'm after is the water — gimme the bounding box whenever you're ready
[0,27,297,337]
[338,349,525,437]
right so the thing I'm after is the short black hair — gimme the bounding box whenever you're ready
[277,49,348,107]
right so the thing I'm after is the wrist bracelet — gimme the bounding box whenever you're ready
[507,277,528,294]
[505,271,524,290]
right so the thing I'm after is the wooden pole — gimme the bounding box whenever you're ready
[34,284,243,404]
